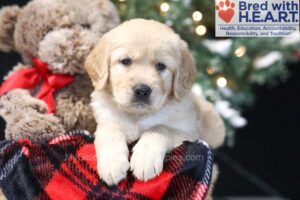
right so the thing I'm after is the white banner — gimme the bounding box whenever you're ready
[215,0,300,37]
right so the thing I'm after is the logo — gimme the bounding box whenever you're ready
[216,0,235,23]
[215,0,300,37]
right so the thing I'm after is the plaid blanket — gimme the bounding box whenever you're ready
[0,130,213,200]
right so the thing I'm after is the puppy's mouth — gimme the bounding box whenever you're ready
[130,101,151,109]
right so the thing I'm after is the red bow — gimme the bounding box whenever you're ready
[0,58,75,113]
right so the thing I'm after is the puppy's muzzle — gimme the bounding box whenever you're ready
[133,84,152,102]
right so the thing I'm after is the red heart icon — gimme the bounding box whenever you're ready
[218,8,234,23]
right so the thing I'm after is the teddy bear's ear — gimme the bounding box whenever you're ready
[0,6,21,52]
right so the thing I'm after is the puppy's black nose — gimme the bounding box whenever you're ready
[133,84,152,100]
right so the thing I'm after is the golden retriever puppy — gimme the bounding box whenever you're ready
[85,19,225,186]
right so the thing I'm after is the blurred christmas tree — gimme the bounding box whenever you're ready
[112,0,300,146]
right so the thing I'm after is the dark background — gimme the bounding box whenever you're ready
[0,0,299,199]
[215,61,300,199]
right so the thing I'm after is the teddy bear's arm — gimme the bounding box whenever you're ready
[0,89,65,142]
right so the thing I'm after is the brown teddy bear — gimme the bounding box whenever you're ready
[0,0,120,142]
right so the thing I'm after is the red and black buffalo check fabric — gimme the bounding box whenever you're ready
[0,130,213,200]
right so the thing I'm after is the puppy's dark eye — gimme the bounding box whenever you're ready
[155,62,166,72]
[120,58,132,66]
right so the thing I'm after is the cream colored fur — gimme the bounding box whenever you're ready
[85,19,225,190]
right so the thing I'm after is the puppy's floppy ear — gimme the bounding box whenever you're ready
[173,40,197,99]
[0,6,21,52]
[85,35,110,90]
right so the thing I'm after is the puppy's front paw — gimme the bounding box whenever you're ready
[130,140,166,181]
[97,148,130,185]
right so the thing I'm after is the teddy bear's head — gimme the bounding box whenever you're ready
[0,0,119,75]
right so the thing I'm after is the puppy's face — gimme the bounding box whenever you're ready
[85,19,196,114]
[108,36,177,113]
